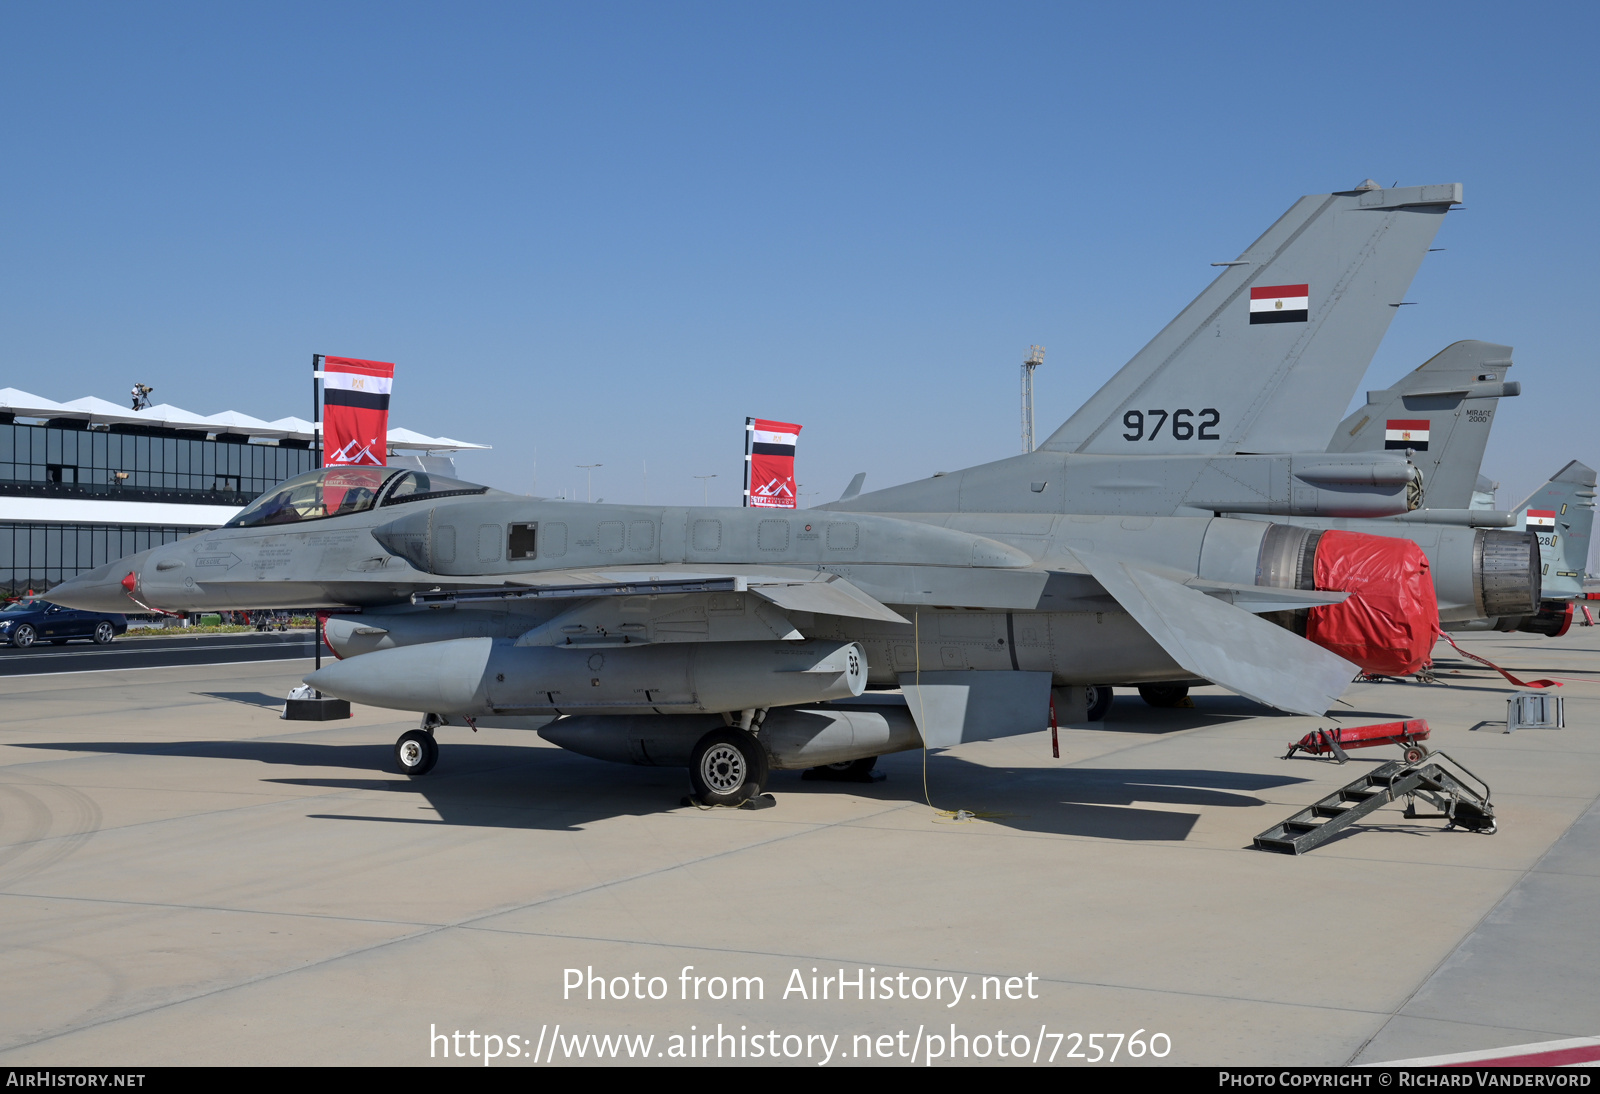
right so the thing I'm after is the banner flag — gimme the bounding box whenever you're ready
[745,417,801,509]
[322,357,394,468]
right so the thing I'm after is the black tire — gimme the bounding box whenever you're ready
[689,729,768,806]
[826,756,877,777]
[1085,684,1113,722]
[394,729,439,777]
[1138,683,1189,708]
[12,624,37,649]
[92,622,115,645]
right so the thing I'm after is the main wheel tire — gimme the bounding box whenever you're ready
[394,729,439,777]
[1138,683,1190,708]
[12,624,37,649]
[1084,684,1113,721]
[689,729,769,806]
[93,622,116,644]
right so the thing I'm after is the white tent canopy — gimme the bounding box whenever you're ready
[0,391,489,452]
[0,388,68,418]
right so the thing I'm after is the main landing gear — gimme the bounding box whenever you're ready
[688,728,770,807]
[1137,683,1190,709]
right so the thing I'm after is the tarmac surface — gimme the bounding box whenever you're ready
[0,631,316,676]
[0,629,1595,1066]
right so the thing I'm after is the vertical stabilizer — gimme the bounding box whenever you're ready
[1042,182,1461,456]
[1512,462,1596,598]
[1328,341,1517,510]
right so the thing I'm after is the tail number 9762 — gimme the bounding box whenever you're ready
[1122,408,1220,442]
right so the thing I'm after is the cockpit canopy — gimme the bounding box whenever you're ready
[225,467,489,528]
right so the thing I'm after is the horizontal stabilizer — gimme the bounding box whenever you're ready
[1186,579,1350,614]
[1071,551,1358,716]
[1390,509,1516,527]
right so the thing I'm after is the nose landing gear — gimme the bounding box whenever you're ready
[394,727,439,776]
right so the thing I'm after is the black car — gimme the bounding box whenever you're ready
[0,599,127,648]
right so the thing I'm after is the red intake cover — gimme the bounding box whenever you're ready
[1305,530,1438,676]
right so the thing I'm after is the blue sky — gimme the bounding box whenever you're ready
[2,3,1594,549]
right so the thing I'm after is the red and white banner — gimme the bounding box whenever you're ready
[322,357,394,467]
[745,418,801,509]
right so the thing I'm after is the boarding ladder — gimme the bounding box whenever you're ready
[1253,753,1495,855]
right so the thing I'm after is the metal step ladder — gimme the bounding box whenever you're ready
[1254,753,1496,855]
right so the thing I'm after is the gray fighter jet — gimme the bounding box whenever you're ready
[1233,339,1539,628]
[51,181,1467,804]
[1447,461,1597,637]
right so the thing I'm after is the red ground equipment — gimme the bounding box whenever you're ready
[1284,719,1431,764]
[1304,531,1438,677]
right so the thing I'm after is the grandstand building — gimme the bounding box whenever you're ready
[0,388,487,597]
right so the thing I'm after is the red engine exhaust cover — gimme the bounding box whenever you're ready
[1305,530,1438,676]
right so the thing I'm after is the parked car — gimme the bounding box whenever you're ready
[0,599,127,648]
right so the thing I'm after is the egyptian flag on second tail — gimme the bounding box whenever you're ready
[322,357,394,467]
[1249,284,1310,324]
[1526,510,1557,530]
[745,418,801,508]
[1384,419,1431,451]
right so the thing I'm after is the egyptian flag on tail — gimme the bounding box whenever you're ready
[322,357,394,467]
[1384,419,1431,451]
[1249,284,1309,324]
[745,418,801,508]
[1526,509,1557,530]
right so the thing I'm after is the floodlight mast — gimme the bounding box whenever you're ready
[576,464,602,502]
[1021,345,1045,453]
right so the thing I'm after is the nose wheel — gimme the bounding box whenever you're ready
[394,729,439,776]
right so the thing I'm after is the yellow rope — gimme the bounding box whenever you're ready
[915,609,1008,823]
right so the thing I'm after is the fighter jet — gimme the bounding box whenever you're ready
[51,181,1464,805]
[1447,461,1597,637]
[1230,340,1540,627]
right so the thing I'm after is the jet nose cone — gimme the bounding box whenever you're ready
[49,551,153,612]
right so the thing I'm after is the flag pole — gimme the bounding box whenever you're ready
[311,353,323,681]
[743,417,753,507]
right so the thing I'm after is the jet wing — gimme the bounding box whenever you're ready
[1069,550,1358,716]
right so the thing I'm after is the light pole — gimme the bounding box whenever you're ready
[577,464,602,502]
[694,474,717,505]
